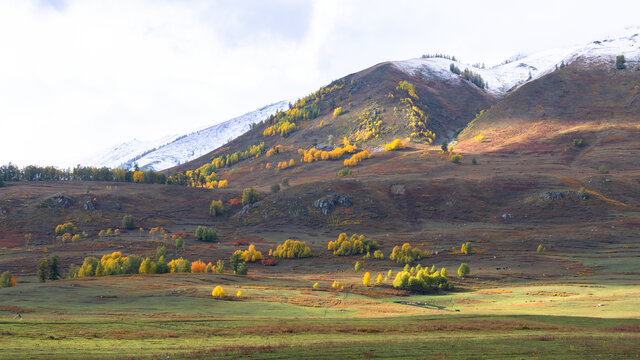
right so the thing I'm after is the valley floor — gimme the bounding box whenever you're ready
[1,266,640,359]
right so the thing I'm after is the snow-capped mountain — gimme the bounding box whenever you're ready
[83,101,289,171]
[81,134,182,170]
[393,31,640,96]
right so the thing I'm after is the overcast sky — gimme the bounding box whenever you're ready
[2,0,639,167]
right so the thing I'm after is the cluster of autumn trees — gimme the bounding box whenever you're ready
[55,222,88,244]
[397,81,419,99]
[328,233,379,256]
[343,150,371,166]
[349,261,466,293]
[263,117,298,137]
[233,245,264,263]
[98,228,121,240]
[392,264,452,291]
[265,145,285,157]
[390,243,423,263]
[0,271,17,288]
[263,80,347,138]
[269,239,311,259]
[270,159,295,170]
[242,187,260,206]
[211,286,243,298]
[209,143,265,170]
[384,139,406,151]
[391,81,435,144]
[300,139,358,163]
[352,104,385,141]
[69,248,228,278]
[167,143,264,188]
[209,200,224,216]
[264,145,295,170]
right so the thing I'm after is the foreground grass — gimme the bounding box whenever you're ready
[1,315,640,359]
[1,273,640,358]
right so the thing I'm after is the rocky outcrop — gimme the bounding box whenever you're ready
[237,201,262,218]
[538,191,564,200]
[38,195,73,209]
[390,184,406,195]
[538,191,588,201]
[312,194,351,215]
[84,200,96,210]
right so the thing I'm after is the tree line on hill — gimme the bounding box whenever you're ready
[0,163,168,185]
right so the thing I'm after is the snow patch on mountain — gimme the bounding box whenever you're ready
[81,135,181,169]
[393,31,640,96]
[83,100,289,171]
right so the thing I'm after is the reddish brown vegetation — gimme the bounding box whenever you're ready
[261,259,277,266]
[0,305,34,313]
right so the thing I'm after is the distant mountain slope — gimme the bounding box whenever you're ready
[455,32,640,159]
[81,134,181,170]
[83,101,289,170]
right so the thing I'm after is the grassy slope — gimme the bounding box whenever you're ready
[2,61,640,358]
[1,272,640,359]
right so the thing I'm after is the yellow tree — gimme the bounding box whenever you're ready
[212,286,226,298]
[133,171,144,183]
[375,274,383,284]
[362,272,371,286]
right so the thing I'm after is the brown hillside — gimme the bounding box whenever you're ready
[168,61,494,175]
[457,61,640,158]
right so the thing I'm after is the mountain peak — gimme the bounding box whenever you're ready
[392,32,639,98]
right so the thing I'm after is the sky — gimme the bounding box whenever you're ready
[1,0,639,167]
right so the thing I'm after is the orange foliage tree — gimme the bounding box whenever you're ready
[133,171,144,183]
[191,260,208,273]
[343,150,371,166]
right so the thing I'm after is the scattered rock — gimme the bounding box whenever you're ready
[538,191,588,201]
[38,195,73,209]
[314,143,335,152]
[390,184,406,195]
[312,194,351,215]
[83,200,96,210]
[237,201,262,218]
[538,191,564,200]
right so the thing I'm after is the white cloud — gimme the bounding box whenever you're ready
[1,0,638,167]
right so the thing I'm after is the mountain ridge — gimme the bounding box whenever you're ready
[82,100,289,171]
